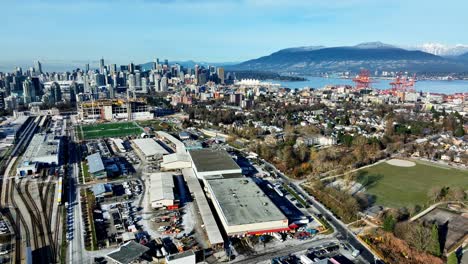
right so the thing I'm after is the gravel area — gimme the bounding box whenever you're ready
[386,159,416,167]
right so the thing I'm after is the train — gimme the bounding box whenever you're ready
[57,176,63,205]
[33,116,41,124]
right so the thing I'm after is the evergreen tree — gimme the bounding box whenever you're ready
[430,224,441,256]
[382,215,396,232]
[447,252,458,264]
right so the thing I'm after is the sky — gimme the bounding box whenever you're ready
[1,0,467,69]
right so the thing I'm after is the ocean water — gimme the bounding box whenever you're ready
[269,77,468,94]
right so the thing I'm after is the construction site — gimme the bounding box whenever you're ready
[77,98,153,122]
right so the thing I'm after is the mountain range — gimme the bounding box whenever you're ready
[230,42,468,74]
[410,43,468,57]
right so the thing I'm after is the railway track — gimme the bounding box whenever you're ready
[39,180,60,262]
[9,178,30,264]
[16,180,51,263]
[0,117,41,263]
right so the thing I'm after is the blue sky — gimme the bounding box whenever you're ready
[1,0,467,67]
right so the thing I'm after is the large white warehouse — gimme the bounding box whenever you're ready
[206,177,289,236]
[188,149,242,179]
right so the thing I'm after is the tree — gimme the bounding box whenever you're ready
[427,187,441,203]
[430,224,441,257]
[454,126,465,137]
[447,252,458,264]
[448,186,466,201]
[383,215,396,232]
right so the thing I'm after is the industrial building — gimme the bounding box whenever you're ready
[111,138,126,152]
[131,138,169,161]
[86,153,107,179]
[182,168,224,247]
[156,131,186,153]
[189,149,242,179]
[161,153,192,170]
[166,250,196,264]
[149,172,178,209]
[17,132,61,176]
[205,178,289,236]
[78,98,153,122]
[106,241,150,264]
[0,116,30,144]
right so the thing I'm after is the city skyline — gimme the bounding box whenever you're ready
[1,0,467,66]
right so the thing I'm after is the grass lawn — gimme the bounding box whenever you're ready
[357,160,468,208]
[81,162,92,183]
[79,122,143,139]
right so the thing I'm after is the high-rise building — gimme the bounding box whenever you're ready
[107,84,115,99]
[128,74,136,91]
[135,72,141,89]
[23,79,32,104]
[217,67,225,84]
[99,57,105,74]
[4,95,18,110]
[31,77,41,99]
[34,61,42,74]
[110,64,117,75]
[160,76,168,92]
[141,77,148,94]
[51,82,62,103]
[70,82,78,104]
[85,63,90,72]
[95,73,106,86]
[129,63,135,74]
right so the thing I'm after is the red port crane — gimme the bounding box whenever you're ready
[352,69,373,90]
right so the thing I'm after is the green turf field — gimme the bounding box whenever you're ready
[79,122,143,139]
[357,160,468,208]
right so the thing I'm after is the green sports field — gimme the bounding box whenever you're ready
[78,122,143,139]
[357,160,468,208]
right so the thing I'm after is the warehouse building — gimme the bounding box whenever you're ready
[86,153,107,179]
[106,241,150,264]
[161,153,192,170]
[189,149,242,179]
[156,131,186,153]
[0,116,30,144]
[206,177,289,236]
[149,172,178,209]
[182,168,224,247]
[17,132,61,176]
[131,138,169,161]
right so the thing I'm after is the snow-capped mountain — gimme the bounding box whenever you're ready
[410,43,468,56]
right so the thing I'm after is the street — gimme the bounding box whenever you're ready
[253,155,381,264]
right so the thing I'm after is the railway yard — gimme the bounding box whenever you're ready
[0,115,65,264]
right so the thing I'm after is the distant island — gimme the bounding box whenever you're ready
[229,70,307,81]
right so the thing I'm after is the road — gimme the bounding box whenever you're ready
[232,238,337,264]
[226,145,382,263]
[258,158,381,264]
[66,118,86,264]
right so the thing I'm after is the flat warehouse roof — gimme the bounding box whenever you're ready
[182,168,224,246]
[189,149,241,172]
[149,172,174,202]
[86,153,105,173]
[132,138,169,157]
[21,133,60,164]
[207,178,286,226]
